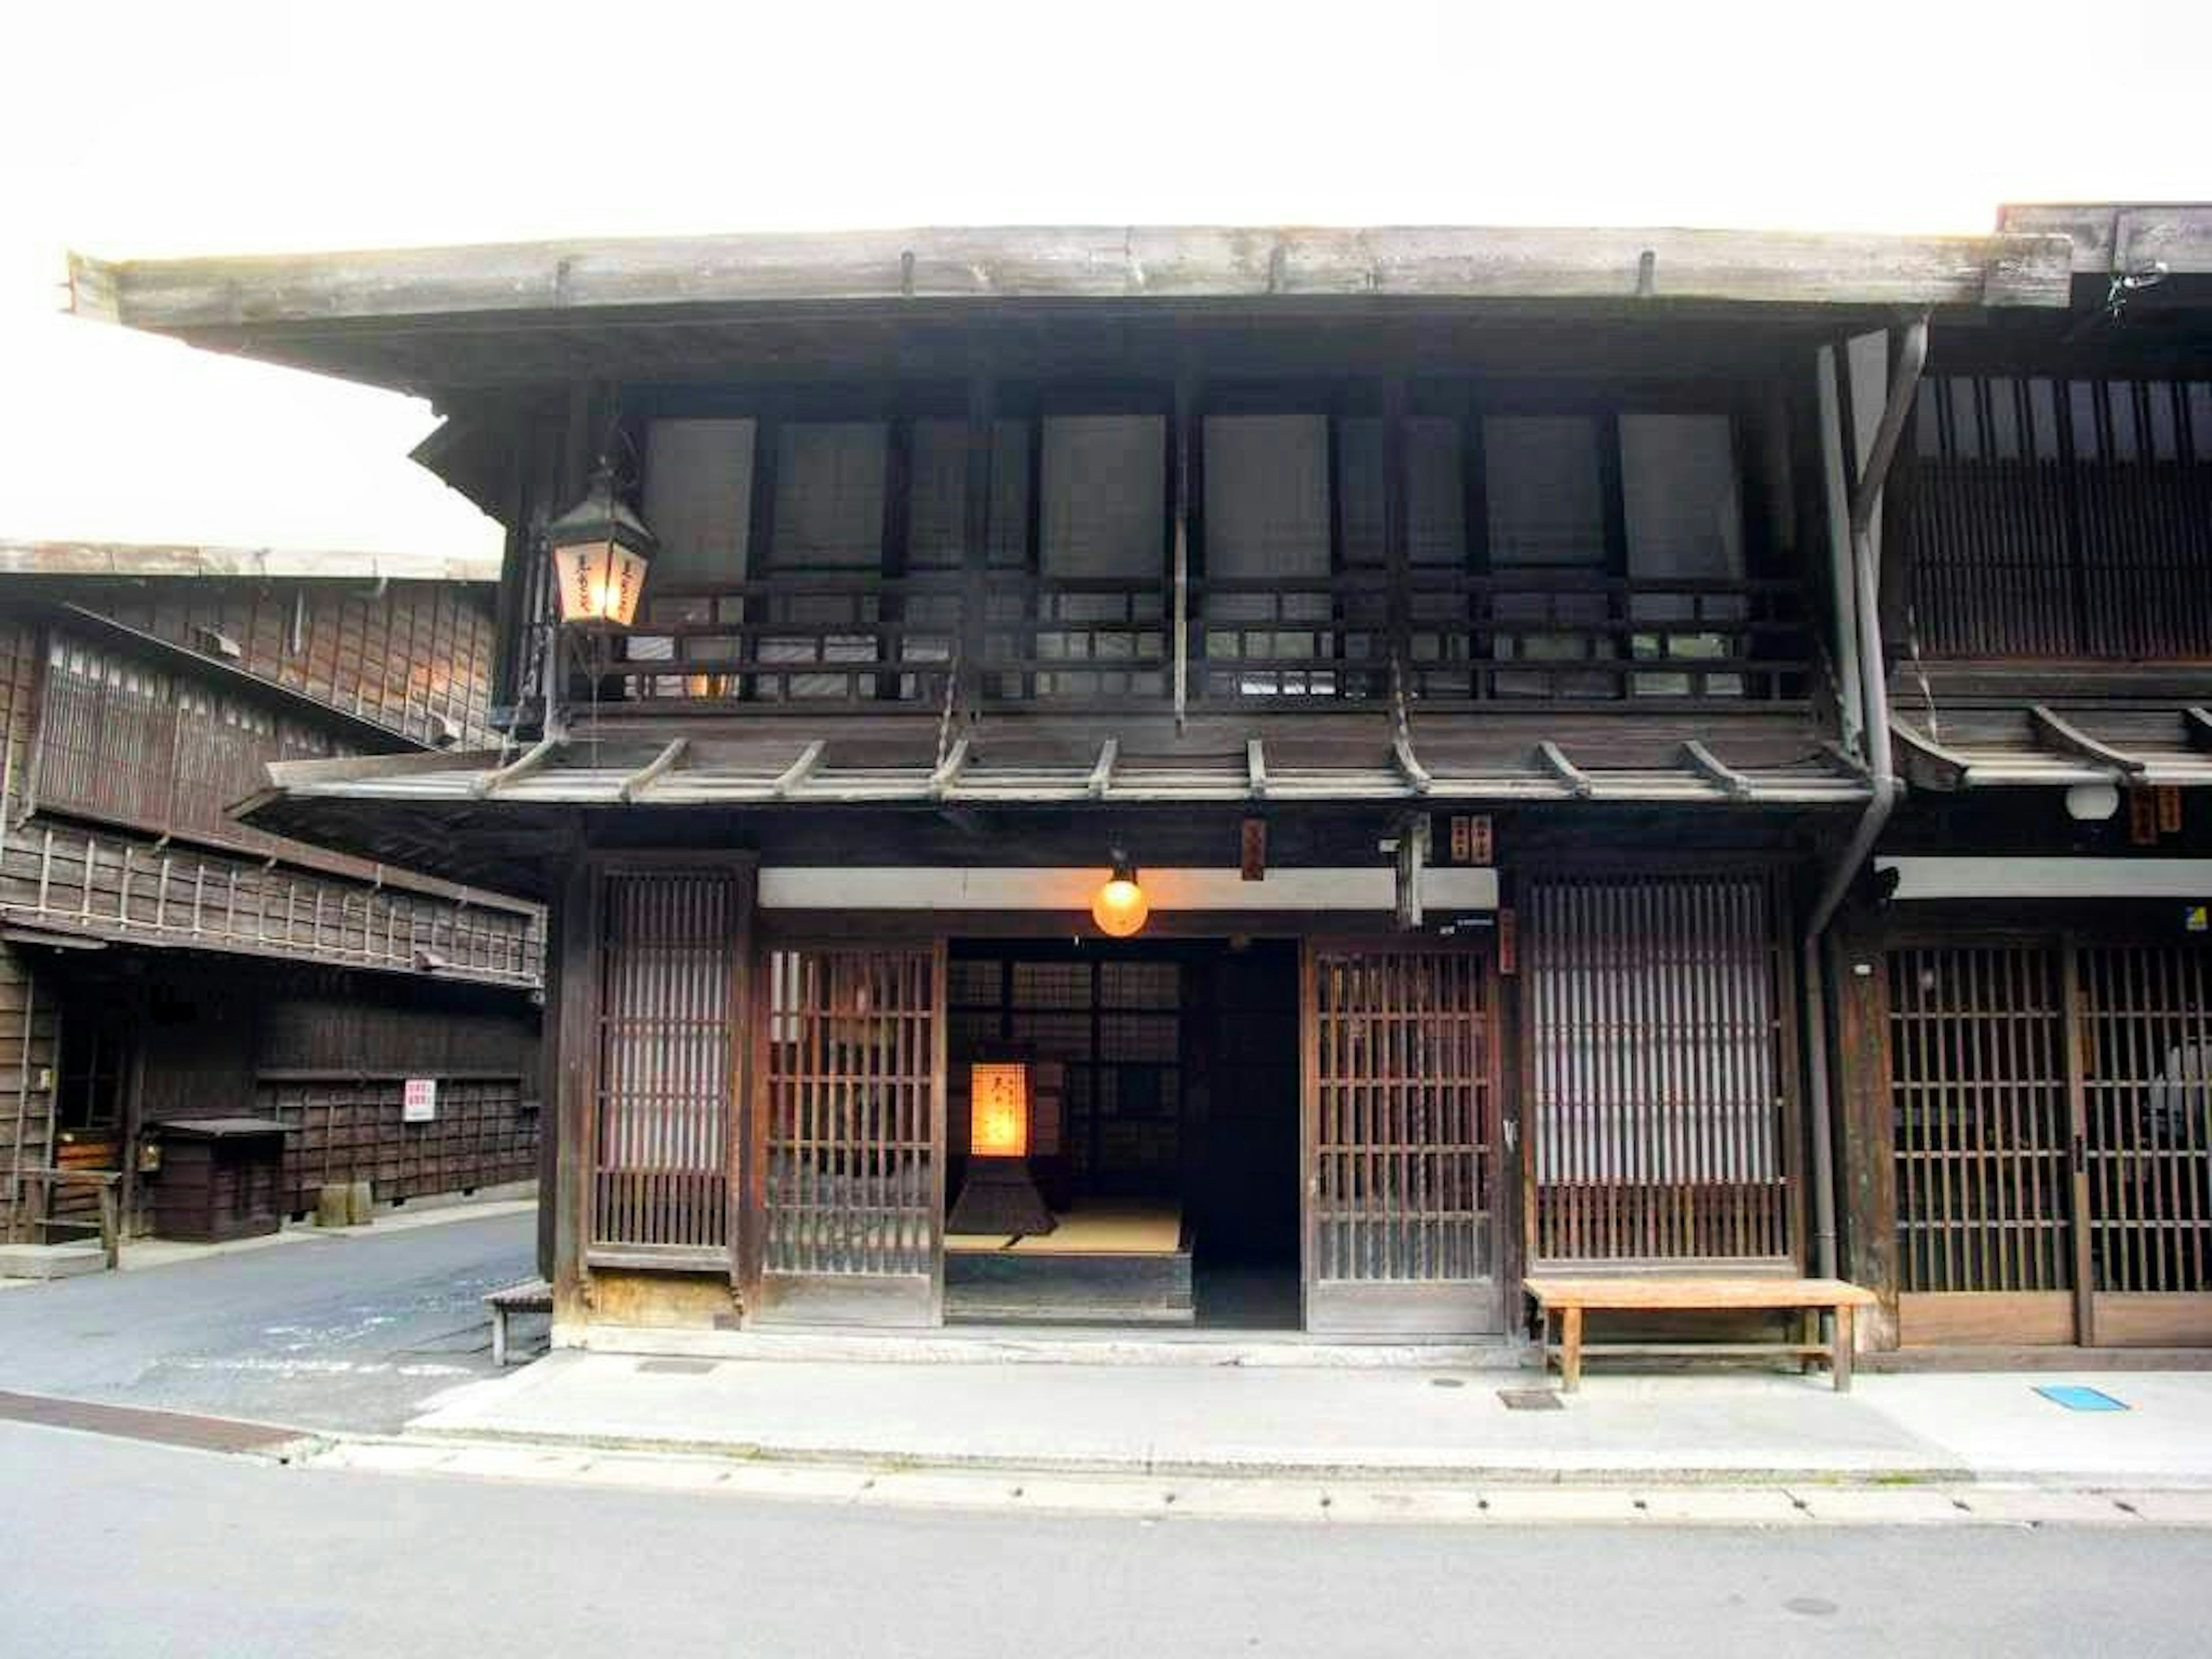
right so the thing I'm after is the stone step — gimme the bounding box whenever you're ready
[0,1242,108,1281]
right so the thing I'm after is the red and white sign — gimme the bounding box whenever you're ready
[402,1078,438,1123]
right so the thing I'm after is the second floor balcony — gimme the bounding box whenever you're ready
[543,397,1816,722]
[577,566,1810,716]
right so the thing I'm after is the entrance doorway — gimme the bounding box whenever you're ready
[941,938,1303,1328]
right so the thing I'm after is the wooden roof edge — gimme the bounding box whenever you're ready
[0,537,499,585]
[1997,203,2212,276]
[67,224,2077,342]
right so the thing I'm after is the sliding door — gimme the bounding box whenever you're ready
[1303,942,1502,1334]
[753,942,946,1325]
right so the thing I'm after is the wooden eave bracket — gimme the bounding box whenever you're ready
[928,735,971,800]
[2028,704,2147,774]
[1388,666,1431,796]
[1534,740,1593,798]
[2183,707,2212,753]
[616,737,688,804]
[771,739,825,798]
[1245,737,1268,800]
[469,732,563,798]
[1086,737,1119,801]
[1888,718,1971,791]
[1681,740,1755,801]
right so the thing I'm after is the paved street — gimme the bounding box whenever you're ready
[0,1210,535,1433]
[2,1419,2206,1658]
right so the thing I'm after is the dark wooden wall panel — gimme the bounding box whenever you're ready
[79,577,498,748]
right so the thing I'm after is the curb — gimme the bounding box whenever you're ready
[307,1433,2212,1528]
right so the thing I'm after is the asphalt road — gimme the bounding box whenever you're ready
[0,1210,536,1433]
[1,1420,2205,1658]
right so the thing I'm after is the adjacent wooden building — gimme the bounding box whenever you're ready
[0,541,544,1251]
[66,208,2211,1358]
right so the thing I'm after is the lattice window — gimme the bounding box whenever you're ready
[1526,870,1796,1263]
[590,869,743,1252]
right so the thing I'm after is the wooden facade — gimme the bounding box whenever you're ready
[75,210,2212,1357]
[0,556,543,1248]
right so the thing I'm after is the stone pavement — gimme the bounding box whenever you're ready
[403,1347,2212,1491]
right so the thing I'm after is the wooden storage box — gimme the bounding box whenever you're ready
[150,1118,289,1243]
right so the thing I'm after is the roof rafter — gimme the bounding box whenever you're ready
[2029,704,2148,774]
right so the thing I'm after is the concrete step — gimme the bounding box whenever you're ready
[0,1242,108,1281]
[568,1322,1531,1369]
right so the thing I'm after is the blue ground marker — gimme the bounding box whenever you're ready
[2035,1384,2130,1412]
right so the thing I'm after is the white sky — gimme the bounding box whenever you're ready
[6,0,2206,559]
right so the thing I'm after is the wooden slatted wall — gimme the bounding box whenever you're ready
[1309,948,1495,1283]
[762,946,941,1281]
[589,869,744,1255]
[1889,945,2074,1295]
[1526,870,1798,1263]
[36,631,354,859]
[88,577,499,747]
[0,619,60,1241]
[256,1075,537,1215]
[1900,376,2212,659]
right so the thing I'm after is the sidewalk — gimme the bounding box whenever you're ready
[406,1347,2212,1489]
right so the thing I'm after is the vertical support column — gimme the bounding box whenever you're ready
[1171,372,1196,728]
[726,860,759,1301]
[1833,908,1901,1349]
[1382,377,1412,687]
[548,828,594,1324]
[960,371,995,711]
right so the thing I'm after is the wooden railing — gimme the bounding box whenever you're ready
[586,571,1810,712]
[0,817,543,988]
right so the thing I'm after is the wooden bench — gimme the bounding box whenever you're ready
[484,1279,552,1367]
[1525,1277,1879,1393]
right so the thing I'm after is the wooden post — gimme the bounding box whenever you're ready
[1832,1302,1855,1392]
[1560,1304,1584,1392]
[960,372,995,710]
[548,831,594,1317]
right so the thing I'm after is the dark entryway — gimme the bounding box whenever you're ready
[942,937,1302,1328]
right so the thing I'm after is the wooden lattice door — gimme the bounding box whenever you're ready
[1890,938,2212,1348]
[1303,943,1501,1335]
[752,942,946,1325]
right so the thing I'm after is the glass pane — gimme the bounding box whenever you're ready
[1484,416,1608,695]
[1621,413,1743,697]
[1206,414,1333,694]
[1040,415,1162,579]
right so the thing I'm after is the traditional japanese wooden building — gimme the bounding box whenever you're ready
[1830,203,2212,1355]
[67,212,2203,1359]
[0,540,544,1252]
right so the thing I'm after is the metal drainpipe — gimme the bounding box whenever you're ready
[1804,313,1929,1281]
